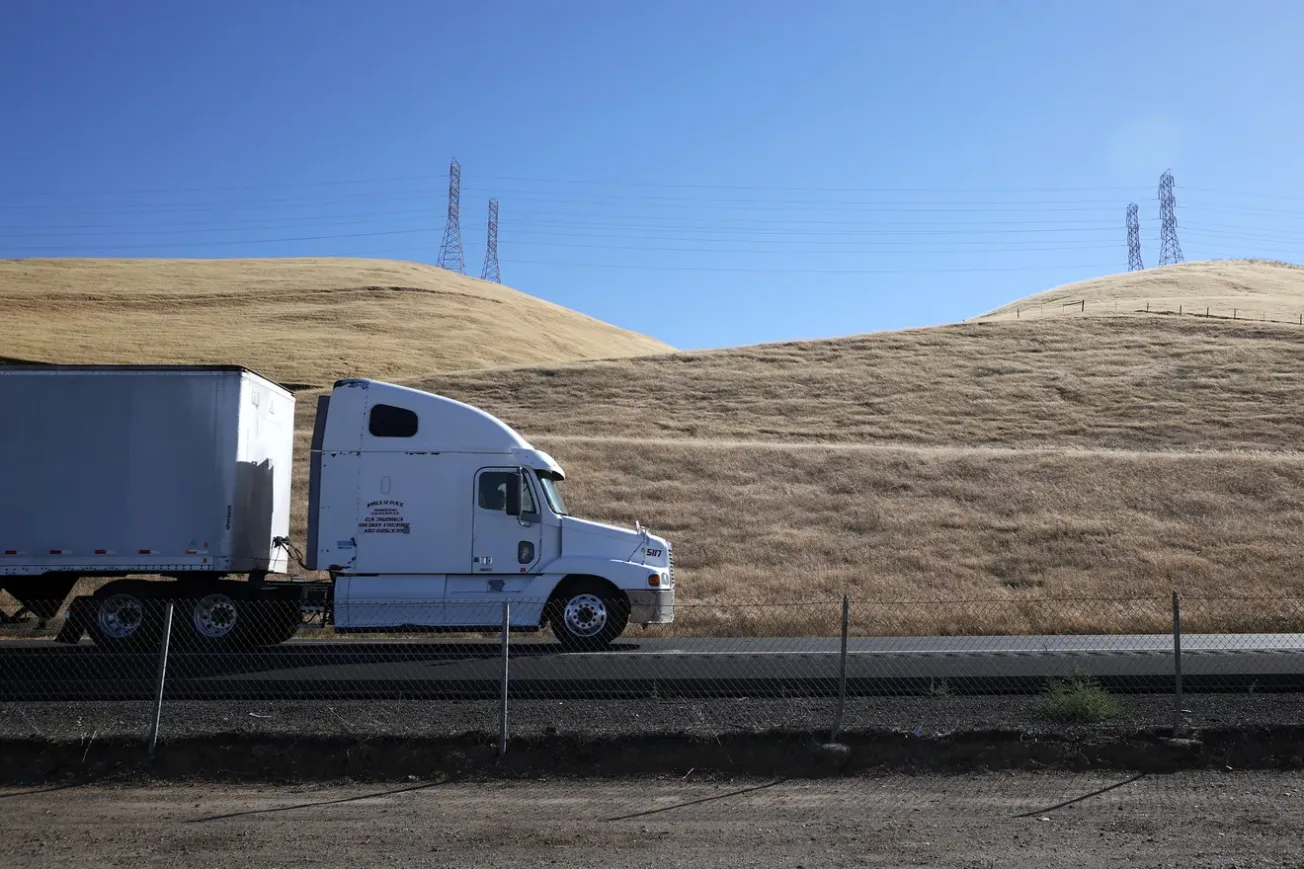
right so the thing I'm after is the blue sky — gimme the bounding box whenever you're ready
[2,0,1302,350]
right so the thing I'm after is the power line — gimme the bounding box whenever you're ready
[495,241,1123,255]
[498,259,1122,275]
[481,198,501,283]
[9,225,1294,254]
[3,237,1122,256]
[0,174,1157,197]
[0,195,1164,215]
[3,228,433,252]
[1178,186,1304,203]
[3,168,1303,212]
[470,175,1153,194]
[0,210,1151,233]
[436,159,465,274]
[0,214,1146,240]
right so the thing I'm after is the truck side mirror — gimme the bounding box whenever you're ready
[505,472,522,516]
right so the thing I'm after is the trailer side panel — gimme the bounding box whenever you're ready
[0,366,294,580]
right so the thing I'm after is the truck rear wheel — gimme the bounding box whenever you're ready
[547,581,629,650]
[182,586,300,649]
[260,599,303,645]
[185,590,249,649]
[89,584,164,652]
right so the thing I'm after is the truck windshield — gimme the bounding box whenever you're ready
[536,471,569,515]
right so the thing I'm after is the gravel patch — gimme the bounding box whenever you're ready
[4,692,1303,742]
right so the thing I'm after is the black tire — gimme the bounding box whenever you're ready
[258,598,303,646]
[547,580,629,650]
[89,583,165,652]
[180,584,256,650]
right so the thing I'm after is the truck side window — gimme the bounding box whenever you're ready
[478,471,536,513]
[369,404,418,437]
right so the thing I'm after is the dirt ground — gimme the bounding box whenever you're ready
[2,773,1300,868]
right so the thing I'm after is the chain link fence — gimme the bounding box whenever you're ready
[3,591,1303,760]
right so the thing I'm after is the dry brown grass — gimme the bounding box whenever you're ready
[415,314,1304,453]
[0,258,672,386]
[544,439,1304,634]
[978,259,1304,322]
[19,257,1304,635]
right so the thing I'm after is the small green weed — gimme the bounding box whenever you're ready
[926,678,952,698]
[1040,676,1118,724]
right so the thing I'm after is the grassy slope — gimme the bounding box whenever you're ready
[978,259,1304,323]
[412,316,1304,452]
[0,258,672,386]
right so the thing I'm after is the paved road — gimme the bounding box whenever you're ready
[3,773,1302,868]
[1,633,1300,700]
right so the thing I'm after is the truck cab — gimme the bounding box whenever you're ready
[307,379,674,647]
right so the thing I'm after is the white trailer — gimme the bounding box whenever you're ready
[0,366,675,650]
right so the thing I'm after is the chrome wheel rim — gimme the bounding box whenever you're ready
[97,593,145,639]
[563,593,608,638]
[193,593,239,639]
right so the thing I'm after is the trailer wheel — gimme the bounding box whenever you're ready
[188,592,245,646]
[182,588,299,649]
[181,588,261,650]
[547,580,629,650]
[89,586,163,651]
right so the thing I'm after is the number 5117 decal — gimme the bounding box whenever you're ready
[645,548,664,559]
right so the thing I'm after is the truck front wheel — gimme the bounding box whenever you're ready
[547,581,629,650]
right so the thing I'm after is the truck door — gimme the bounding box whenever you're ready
[470,467,543,576]
[450,467,545,626]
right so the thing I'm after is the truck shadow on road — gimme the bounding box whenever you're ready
[0,642,648,701]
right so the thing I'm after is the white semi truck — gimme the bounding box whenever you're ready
[0,366,675,650]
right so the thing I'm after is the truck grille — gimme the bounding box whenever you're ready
[667,546,674,586]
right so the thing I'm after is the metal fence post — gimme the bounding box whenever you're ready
[498,600,510,758]
[148,601,175,757]
[1172,591,1183,737]
[830,595,850,742]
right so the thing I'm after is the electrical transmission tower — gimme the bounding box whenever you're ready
[1126,202,1144,271]
[1157,170,1183,266]
[480,198,500,283]
[437,159,465,274]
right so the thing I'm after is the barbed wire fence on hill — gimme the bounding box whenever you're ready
[973,297,1304,327]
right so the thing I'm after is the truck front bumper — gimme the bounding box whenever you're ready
[628,588,675,625]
